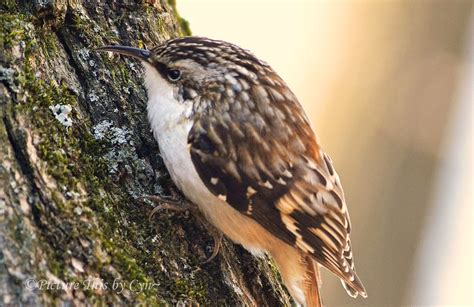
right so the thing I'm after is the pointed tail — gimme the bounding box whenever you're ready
[304,256,323,307]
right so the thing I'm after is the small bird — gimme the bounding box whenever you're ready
[97,37,367,306]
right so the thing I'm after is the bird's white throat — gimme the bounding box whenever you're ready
[143,61,217,211]
[144,63,191,134]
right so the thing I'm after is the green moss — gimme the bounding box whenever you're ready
[173,278,208,302]
[0,0,18,12]
[267,257,283,283]
[66,9,103,46]
[0,13,31,53]
[178,18,191,37]
[1,4,241,306]
[38,29,60,56]
[2,11,161,303]
[167,0,192,36]
[18,77,91,191]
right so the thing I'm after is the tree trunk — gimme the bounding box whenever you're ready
[0,1,290,305]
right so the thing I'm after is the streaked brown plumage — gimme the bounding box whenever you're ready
[97,36,367,306]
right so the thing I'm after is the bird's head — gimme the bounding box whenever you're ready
[96,36,283,113]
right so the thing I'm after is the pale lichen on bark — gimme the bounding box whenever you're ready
[0,0,291,305]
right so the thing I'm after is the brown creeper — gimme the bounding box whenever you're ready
[97,37,367,306]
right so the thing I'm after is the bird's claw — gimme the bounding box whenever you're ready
[203,231,223,264]
[142,195,192,220]
[143,194,223,263]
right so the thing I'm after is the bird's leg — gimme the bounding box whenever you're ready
[143,193,223,263]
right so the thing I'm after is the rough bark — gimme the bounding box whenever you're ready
[0,1,291,305]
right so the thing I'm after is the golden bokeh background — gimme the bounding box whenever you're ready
[178,1,473,306]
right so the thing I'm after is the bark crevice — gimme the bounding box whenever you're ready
[3,109,48,230]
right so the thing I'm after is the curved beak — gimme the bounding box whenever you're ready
[95,45,151,62]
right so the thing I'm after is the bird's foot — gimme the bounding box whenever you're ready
[142,194,193,220]
[143,193,223,263]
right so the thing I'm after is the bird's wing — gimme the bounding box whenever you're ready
[187,79,366,297]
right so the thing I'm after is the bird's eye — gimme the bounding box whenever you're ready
[167,69,182,82]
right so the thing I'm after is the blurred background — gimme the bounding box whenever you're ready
[177,0,473,306]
